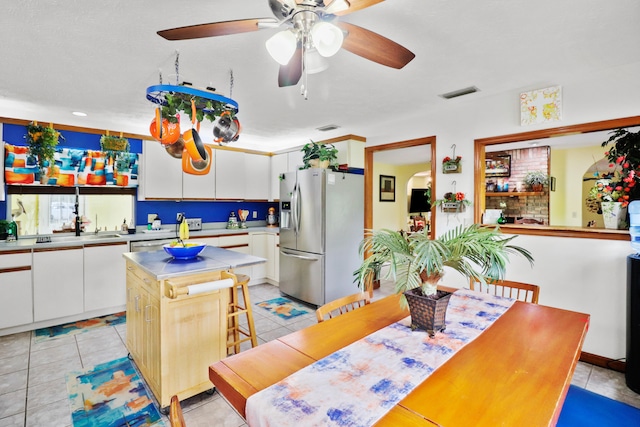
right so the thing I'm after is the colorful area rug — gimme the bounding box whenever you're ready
[255,297,312,320]
[66,357,164,427]
[35,312,126,342]
[557,384,640,426]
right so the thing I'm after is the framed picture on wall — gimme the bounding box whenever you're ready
[485,154,511,178]
[379,175,396,202]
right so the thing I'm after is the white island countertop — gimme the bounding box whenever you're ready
[123,245,266,280]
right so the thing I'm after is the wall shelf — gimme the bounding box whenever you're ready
[486,191,543,197]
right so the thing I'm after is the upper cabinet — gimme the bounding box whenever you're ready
[215,149,246,200]
[183,149,216,199]
[141,140,183,199]
[245,153,270,200]
[330,135,366,169]
[270,153,288,201]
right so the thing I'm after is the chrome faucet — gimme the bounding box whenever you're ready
[74,187,81,236]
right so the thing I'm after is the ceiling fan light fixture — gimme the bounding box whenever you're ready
[305,49,329,74]
[310,21,343,57]
[266,29,298,65]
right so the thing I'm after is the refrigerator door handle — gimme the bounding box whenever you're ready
[292,182,301,234]
[280,251,319,262]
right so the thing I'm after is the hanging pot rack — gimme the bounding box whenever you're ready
[145,84,239,117]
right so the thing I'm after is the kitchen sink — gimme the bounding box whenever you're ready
[37,234,123,243]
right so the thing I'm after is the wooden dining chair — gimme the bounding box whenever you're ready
[169,395,186,427]
[469,278,540,304]
[316,291,372,323]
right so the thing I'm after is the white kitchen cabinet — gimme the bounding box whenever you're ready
[333,137,365,169]
[270,153,288,201]
[84,241,128,311]
[250,232,279,285]
[141,140,183,199]
[245,153,270,200]
[182,149,216,199]
[0,250,32,329]
[215,149,246,199]
[33,247,84,322]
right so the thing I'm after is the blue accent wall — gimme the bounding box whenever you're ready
[2,123,277,225]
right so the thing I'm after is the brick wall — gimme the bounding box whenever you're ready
[485,146,550,223]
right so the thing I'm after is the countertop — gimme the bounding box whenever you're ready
[0,226,279,252]
[123,246,266,280]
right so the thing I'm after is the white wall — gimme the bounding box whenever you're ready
[363,61,640,359]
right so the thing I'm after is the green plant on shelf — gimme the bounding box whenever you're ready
[25,122,64,175]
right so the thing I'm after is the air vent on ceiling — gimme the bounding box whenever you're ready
[316,124,340,132]
[439,86,479,100]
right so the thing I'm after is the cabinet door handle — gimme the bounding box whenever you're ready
[144,305,152,322]
[134,295,140,312]
[127,266,134,271]
[143,278,151,284]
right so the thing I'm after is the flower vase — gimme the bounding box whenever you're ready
[602,201,627,229]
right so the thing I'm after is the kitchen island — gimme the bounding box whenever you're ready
[123,246,265,410]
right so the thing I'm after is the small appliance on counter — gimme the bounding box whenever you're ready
[226,211,239,229]
[267,207,278,227]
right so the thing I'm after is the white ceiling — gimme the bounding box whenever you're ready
[0,0,638,154]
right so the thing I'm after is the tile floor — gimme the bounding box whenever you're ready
[1,281,639,427]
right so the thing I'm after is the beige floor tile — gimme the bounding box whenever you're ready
[571,360,591,388]
[0,333,31,359]
[0,370,28,397]
[28,358,82,388]
[79,343,129,369]
[75,331,124,357]
[26,377,67,411]
[30,334,76,352]
[29,342,79,369]
[25,398,71,427]
[0,412,25,427]
[0,355,29,377]
[182,396,245,427]
[0,389,26,419]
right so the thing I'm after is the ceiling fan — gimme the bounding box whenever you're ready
[157,0,415,90]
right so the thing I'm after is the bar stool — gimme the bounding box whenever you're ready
[226,273,258,355]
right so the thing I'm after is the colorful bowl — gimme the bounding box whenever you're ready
[163,241,206,259]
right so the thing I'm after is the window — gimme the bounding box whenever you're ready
[8,192,134,236]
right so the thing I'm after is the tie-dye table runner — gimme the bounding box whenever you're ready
[246,289,516,427]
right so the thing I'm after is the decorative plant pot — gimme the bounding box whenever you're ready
[443,162,461,174]
[404,287,453,337]
[309,159,330,168]
[531,183,544,192]
[441,202,465,213]
[602,201,627,229]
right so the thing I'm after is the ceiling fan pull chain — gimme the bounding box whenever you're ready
[229,69,234,99]
[174,50,180,85]
[158,69,163,85]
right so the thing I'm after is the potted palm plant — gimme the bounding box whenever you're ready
[25,122,63,182]
[354,224,534,336]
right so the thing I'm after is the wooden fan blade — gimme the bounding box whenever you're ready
[278,47,303,87]
[158,18,276,40]
[331,0,385,16]
[337,21,415,69]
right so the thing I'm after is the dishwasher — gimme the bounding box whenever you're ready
[130,238,176,252]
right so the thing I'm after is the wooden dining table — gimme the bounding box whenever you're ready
[209,289,590,426]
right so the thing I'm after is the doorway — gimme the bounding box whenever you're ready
[364,136,436,239]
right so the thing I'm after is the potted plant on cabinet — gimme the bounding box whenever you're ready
[523,170,549,192]
[25,122,63,182]
[354,224,534,336]
[300,140,338,169]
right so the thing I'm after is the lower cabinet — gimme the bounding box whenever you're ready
[0,250,33,329]
[125,261,229,409]
[218,233,252,277]
[250,232,279,284]
[84,241,128,311]
[33,247,84,322]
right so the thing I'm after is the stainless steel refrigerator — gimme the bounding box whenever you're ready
[279,168,364,306]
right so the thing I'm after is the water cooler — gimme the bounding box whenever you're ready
[627,201,640,393]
